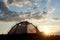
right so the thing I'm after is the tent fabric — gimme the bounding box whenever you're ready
[8,21,39,34]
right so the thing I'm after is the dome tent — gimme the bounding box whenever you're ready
[7,21,45,40]
[8,21,40,34]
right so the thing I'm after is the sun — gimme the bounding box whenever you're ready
[43,27,50,35]
[44,28,49,34]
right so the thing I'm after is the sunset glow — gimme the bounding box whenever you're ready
[43,27,50,35]
[40,26,50,35]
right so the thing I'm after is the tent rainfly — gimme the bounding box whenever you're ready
[8,21,40,34]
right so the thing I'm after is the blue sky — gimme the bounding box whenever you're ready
[0,0,60,35]
[48,0,60,18]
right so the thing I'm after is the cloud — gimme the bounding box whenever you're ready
[2,0,9,8]
[0,0,22,21]
[24,0,31,4]
[48,0,51,3]
[0,0,9,14]
[0,0,57,22]
[0,0,49,22]
[24,18,60,26]
[4,0,51,8]
[7,0,32,7]
[52,18,60,20]
[48,7,55,14]
[7,0,48,7]
[7,0,13,4]
[19,11,48,20]
[0,10,47,22]
[11,2,24,7]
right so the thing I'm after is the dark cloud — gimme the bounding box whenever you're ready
[32,11,48,19]
[52,18,60,20]
[0,0,21,21]
[7,0,13,4]
[0,0,10,14]
[19,11,48,19]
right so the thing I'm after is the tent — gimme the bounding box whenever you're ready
[8,21,40,34]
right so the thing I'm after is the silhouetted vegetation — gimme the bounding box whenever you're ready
[46,35,60,40]
[0,33,60,40]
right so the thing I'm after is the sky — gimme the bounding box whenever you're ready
[0,0,60,35]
